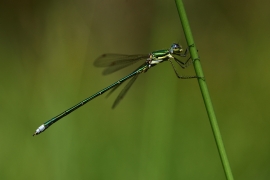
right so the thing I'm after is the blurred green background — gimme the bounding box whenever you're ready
[1,0,270,179]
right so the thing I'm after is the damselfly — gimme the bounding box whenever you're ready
[33,43,197,136]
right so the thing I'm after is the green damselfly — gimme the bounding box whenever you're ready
[33,43,197,136]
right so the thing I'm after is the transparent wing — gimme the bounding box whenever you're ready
[108,63,147,108]
[105,83,121,98]
[112,73,139,109]
[94,53,149,75]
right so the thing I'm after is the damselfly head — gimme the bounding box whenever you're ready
[170,43,183,54]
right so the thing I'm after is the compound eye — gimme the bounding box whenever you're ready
[171,43,180,52]
[174,45,180,50]
[170,43,183,54]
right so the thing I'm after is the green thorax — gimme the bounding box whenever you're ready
[151,49,170,59]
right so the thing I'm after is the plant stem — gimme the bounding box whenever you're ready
[174,0,234,179]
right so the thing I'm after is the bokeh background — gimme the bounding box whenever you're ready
[1,0,269,179]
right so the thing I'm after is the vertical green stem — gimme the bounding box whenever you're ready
[174,0,234,180]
